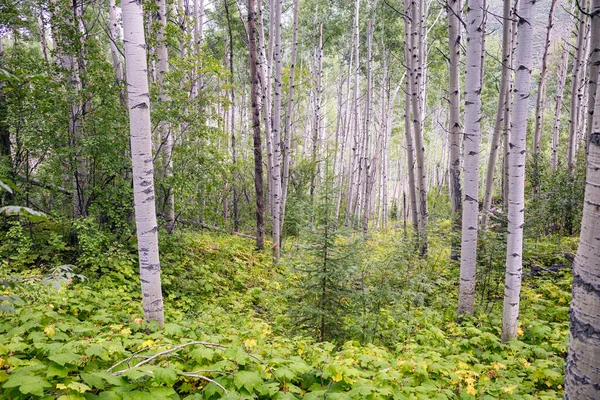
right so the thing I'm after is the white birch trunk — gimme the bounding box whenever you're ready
[501,0,536,342]
[481,0,514,227]
[564,67,600,400]
[458,0,484,316]
[271,0,283,261]
[122,0,165,326]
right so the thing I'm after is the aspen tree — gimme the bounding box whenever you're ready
[446,0,462,235]
[532,0,557,159]
[564,68,600,400]
[247,0,265,250]
[552,44,569,169]
[458,0,484,316]
[280,0,299,242]
[271,0,283,261]
[403,7,419,233]
[481,0,515,227]
[155,0,175,232]
[122,0,165,326]
[224,0,239,232]
[501,0,536,342]
[585,0,600,146]
[409,0,428,254]
[568,1,590,168]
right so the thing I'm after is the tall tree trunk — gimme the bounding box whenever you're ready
[362,14,375,234]
[280,0,299,242]
[271,0,283,261]
[458,0,484,317]
[155,0,175,232]
[257,0,273,216]
[481,0,516,227]
[585,0,600,147]
[446,0,462,250]
[310,26,323,221]
[247,0,265,250]
[403,12,419,234]
[564,67,600,400]
[192,0,205,97]
[501,0,535,342]
[408,0,428,254]
[532,0,557,156]
[552,44,569,169]
[122,0,165,326]
[108,0,124,82]
[345,0,361,226]
[569,2,590,168]
[224,0,239,232]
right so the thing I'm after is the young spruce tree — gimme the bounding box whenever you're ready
[291,157,359,343]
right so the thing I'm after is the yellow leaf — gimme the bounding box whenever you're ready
[120,328,131,335]
[332,370,343,382]
[464,377,475,385]
[138,339,154,350]
[0,358,4,368]
[518,325,524,336]
[56,383,68,390]
[502,386,515,394]
[244,339,257,349]
[466,385,477,396]
[545,380,552,387]
[492,362,506,371]
[44,325,56,339]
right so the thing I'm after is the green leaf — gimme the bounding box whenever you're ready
[148,387,179,399]
[48,352,81,366]
[85,344,109,359]
[3,374,52,396]
[68,381,92,393]
[190,346,215,362]
[233,370,263,392]
[47,363,69,378]
[80,372,106,390]
[154,367,178,385]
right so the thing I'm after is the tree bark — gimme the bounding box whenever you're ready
[155,0,175,232]
[564,68,600,400]
[271,0,283,261]
[409,0,428,255]
[280,0,299,242]
[446,0,462,234]
[122,0,165,327]
[224,0,239,232]
[585,0,600,147]
[458,0,484,317]
[532,0,557,158]
[247,0,265,250]
[569,2,590,168]
[108,0,124,83]
[481,0,516,227]
[551,44,569,169]
[501,0,536,342]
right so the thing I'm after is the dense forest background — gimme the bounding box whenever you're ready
[1,0,599,398]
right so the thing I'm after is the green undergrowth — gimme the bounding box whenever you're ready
[0,230,576,399]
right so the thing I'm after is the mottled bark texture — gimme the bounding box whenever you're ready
[501,0,535,342]
[446,0,462,233]
[247,0,265,250]
[458,0,484,316]
[122,0,164,326]
[564,68,600,399]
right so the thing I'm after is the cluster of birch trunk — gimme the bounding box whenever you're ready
[4,0,600,393]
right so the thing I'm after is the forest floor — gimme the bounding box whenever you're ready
[0,229,577,399]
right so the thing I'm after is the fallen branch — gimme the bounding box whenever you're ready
[109,341,226,375]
